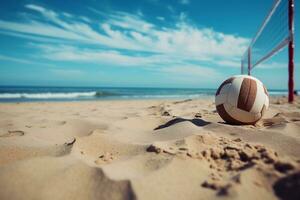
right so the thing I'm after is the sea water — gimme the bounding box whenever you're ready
[0,86,288,102]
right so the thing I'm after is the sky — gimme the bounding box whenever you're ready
[0,0,299,89]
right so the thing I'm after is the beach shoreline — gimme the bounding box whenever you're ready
[0,86,291,103]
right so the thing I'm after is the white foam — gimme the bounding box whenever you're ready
[0,92,97,99]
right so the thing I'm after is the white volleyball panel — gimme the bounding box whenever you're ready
[227,107,258,123]
[250,82,266,114]
[228,77,243,107]
[215,94,227,106]
[219,83,231,95]
[215,83,231,106]
[223,102,234,115]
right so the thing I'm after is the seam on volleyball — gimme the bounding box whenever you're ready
[246,79,258,112]
[216,104,243,124]
[246,79,252,111]
[238,78,250,111]
[215,83,232,106]
[223,103,236,122]
[216,78,234,95]
[226,83,231,109]
[231,77,243,108]
[222,103,253,124]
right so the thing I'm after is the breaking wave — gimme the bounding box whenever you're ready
[0,91,117,99]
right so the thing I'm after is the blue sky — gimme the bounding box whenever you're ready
[0,0,298,89]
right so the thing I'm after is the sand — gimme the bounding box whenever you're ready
[0,96,299,200]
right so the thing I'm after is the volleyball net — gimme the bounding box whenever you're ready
[241,0,295,102]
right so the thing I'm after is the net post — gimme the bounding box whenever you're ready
[288,0,294,103]
[247,48,251,76]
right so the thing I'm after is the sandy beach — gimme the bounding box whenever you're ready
[0,96,299,200]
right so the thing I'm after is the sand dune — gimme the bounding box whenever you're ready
[0,97,299,200]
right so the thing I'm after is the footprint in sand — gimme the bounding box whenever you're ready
[73,132,142,167]
[276,112,300,122]
[256,115,288,128]
[194,112,202,118]
[94,152,116,165]
[256,112,300,133]
[0,130,25,137]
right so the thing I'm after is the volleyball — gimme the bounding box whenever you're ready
[215,75,269,125]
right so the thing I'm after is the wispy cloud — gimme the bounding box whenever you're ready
[105,11,154,33]
[30,43,184,67]
[216,59,241,68]
[0,54,36,64]
[1,4,249,56]
[160,65,219,78]
[78,16,91,23]
[156,16,165,21]
[0,54,53,66]
[0,20,84,41]
[0,4,249,76]
[179,0,190,5]
[50,69,85,77]
[258,62,286,69]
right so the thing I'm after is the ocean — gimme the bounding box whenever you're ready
[0,86,288,102]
